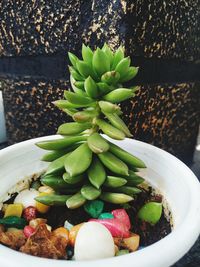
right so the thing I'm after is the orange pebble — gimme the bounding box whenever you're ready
[69,223,84,246]
[53,227,69,241]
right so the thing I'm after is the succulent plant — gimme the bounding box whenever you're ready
[36,44,146,209]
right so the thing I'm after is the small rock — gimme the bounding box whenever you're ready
[116,249,129,256]
[74,222,115,260]
[84,200,104,218]
[64,220,74,231]
[98,212,114,219]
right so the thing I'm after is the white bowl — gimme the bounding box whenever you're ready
[0,135,200,267]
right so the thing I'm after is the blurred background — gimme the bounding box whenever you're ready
[0,1,199,265]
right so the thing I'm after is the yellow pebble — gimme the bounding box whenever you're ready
[115,245,119,255]
[4,204,23,218]
[69,223,84,246]
[2,204,8,213]
[35,193,50,214]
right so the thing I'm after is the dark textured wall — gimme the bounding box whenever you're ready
[0,0,200,165]
[0,0,199,59]
[2,78,199,164]
[1,78,70,140]
[121,82,200,161]
[0,0,80,56]
[126,0,199,60]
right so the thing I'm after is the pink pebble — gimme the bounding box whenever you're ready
[89,218,130,238]
[23,225,35,238]
[111,209,131,229]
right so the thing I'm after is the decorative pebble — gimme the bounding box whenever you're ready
[115,233,140,252]
[69,223,84,246]
[84,200,104,218]
[138,202,162,225]
[89,209,131,238]
[64,220,74,231]
[89,218,130,238]
[14,189,39,208]
[112,209,131,229]
[74,222,115,260]
[4,204,23,218]
[23,206,37,222]
[116,249,129,256]
[23,225,35,238]
[98,212,114,219]
[67,247,74,259]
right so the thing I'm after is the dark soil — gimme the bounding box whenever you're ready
[1,185,171,248]
[127,189,171,246]
[43,187,172,247]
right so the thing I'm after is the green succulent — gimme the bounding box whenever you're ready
[35,44,146,209]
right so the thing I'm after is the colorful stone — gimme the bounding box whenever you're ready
[98,212,114,219]
[84,200,104,218]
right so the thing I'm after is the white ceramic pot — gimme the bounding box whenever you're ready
[0,135,200,267]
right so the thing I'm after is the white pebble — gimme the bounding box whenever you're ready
[64,220,74,231]
[74,222,115,261]
[14,189,39,208]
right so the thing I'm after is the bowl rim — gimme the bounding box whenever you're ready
[0,135,200,267]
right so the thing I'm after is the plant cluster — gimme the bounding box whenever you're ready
[36,44,146,209]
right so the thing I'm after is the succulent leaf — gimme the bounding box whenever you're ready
[111,46,125,69]
[120,67,139,82]
[115,57,131,77]
[84,76,99,98]
[82,44,93,65]
[69,66,84,81]
[97,82,113,95]
[103,88,134,103]
[102,43,114,65]
[101,71,120,85]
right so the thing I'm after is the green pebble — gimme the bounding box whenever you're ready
[116,250,129,256]
[138,201,162,225]
[0,216,27,229]
[98,212,114,219]
[84,200,104,218]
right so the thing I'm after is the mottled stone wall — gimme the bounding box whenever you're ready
[0,0,80,56]
[126,0,200,60]
[0,0,200,164]
[2,78,199,163]
[1,79,70,141]
[0,0,199,59]
[81,0,127,49]
[121,82,200,162]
